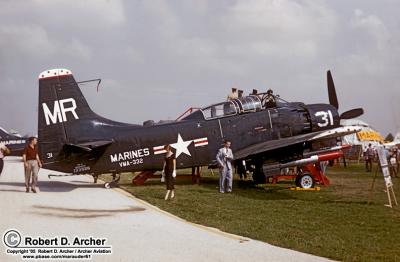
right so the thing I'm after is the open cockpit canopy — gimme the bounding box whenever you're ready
[182,94,292,121]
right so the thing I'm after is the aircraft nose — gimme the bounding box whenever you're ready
[306,104,340,131]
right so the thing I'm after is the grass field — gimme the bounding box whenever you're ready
[102,163,400,261]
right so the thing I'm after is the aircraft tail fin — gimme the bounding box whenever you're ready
[38,68,101,165]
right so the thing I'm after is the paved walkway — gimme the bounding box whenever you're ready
[0,157,332,262]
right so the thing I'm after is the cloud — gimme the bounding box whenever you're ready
[351,9,389,50]
[140,0,180,39]
[0,25,53,58]
[0,0,399,135]
[0,24,91,64]
[334,8,398,78]
[66,39,92,62]
[220,0,337,59]
[31,0,126,27]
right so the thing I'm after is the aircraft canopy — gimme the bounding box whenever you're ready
[200,95,263,120]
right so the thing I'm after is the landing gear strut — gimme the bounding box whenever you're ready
[251,160,267,184]
[104,172,120,189]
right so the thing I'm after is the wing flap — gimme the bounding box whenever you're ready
[64,140,113,153]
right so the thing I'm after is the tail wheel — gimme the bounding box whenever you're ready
[295,173,315,189]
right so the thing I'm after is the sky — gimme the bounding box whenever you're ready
[0,0,399,137]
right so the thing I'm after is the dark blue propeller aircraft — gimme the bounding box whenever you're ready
[37,68,363,188]
[0,127,27,156]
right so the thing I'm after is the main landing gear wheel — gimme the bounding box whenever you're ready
[104,173,121,189]
[252,171,266,184]
[252,163,266,184]
[295,173,315,189]
[104,181,118,189]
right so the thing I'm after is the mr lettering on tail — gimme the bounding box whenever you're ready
[37,68,102,173]
[42,98,79,125]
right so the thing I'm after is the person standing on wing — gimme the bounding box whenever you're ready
[162,144,176,200]
[216,140,234,193]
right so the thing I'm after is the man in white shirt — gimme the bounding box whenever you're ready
[216,140,234,193]
[365,143,375,172]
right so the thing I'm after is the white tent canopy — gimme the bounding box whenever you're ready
[341,119,383,150]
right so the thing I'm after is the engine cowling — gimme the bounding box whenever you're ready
[306,104,340,132]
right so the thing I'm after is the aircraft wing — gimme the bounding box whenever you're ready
[308,126,361,142]
[64,140,114,153]
[234,126,360,160]
[234,132,322,160]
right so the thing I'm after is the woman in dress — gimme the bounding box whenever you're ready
[162,144,176,200]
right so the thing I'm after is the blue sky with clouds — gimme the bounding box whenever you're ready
[0,0,399,136]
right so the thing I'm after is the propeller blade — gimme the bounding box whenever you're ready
[340,108,364,119]
[327,70,339,110]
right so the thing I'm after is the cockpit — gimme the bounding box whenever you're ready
[201,96,263,120]
[181,89,294,121]
[274,97,290,108]
[182,93,292,121]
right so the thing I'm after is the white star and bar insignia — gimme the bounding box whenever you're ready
[153,133,209,158]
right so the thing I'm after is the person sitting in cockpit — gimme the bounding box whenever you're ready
[264,89,276,108]
[227,88,238,100]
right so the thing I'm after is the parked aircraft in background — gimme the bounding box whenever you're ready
[0,127,26,156]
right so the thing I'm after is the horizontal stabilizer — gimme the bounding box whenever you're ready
[64,140,113,153]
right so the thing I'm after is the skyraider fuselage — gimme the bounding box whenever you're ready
[110,148,150,163]
[37,68,363,183]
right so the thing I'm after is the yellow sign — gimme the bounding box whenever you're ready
[357,130,384,142]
